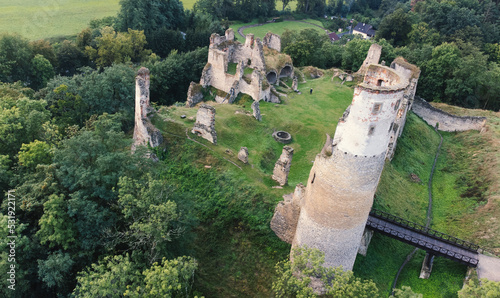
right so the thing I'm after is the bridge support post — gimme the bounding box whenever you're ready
[419,253,435,279]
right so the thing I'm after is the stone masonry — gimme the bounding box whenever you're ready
[186,82,204,107]
[272,146,294,186]
[271,46,421,272]
[251,100,262,121]
[132,67,163,152]
[192,104,217,144]
[356,43,382,76]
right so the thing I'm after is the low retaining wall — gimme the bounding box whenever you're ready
[412,97,486,132]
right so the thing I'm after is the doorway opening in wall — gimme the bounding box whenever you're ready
[377,79,384,86]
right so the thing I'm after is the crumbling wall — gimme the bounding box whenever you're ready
[263,32,281,52]
[133,67,163,151]
[270,183,305,244]
[412,97,487,131]
[251,100,262,121]
[357,43,382,75]
[186,82,204,107]
[192,104,217,144]
[272,146,294,186]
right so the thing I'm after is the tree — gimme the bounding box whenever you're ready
[37,251,75,291]
[18,140,53,169]
[73,254,142,297]
[273,246,378,297]
[36,194,77,250]
[458,278,500,297]
[0,33,32,83]
[131,256,198,297]
[30,39,57,67]
[116,175,183,263]
[117,0,185,33]
[341,38,372,70]
[56,40,88,76]
[297,0,327,15]
[390,286,423,297]
[48,84,88,128]
[407,22,441,46]
[375,8,412,46]
[85,27,152,68]
[30,54,55,90]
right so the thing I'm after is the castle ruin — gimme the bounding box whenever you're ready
[186,29,294,106]
[132,67,163,153]
[271,49,421,271]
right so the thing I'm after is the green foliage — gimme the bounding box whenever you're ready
[132,256,198,297]
[146,47,208,106]
[116,175,183,263]
[56,40,88,76]
[85,27,152,68]
[44,64,136,121]
[0,97,50,157]
[29,39,58,68]
[73,254,142,298]
[117,0,185,33]
[375,8,411,46]
[390,286,423,298]
[36,194,77,250]
[341,38,372,70]
[459,279,500,297]
[0,33,32,85]
[282,28,329,67]
[273,246,378,297]
[30,54,55,90]
[18,140,53,169]
[38,251,75,289]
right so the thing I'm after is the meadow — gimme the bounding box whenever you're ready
[0,0,120,40]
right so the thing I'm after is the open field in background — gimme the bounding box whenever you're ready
[0,0,120,40]
[229,19,326,41]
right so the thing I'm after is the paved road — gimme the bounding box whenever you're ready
[478,254,500,281]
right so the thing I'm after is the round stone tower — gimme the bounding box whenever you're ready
[292,64,409,270]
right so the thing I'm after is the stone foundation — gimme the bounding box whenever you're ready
[192,104,217,144]
[272,146,294,186]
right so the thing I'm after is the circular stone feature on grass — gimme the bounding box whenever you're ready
[273,131,292,144]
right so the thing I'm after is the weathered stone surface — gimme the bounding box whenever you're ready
[263,32,281,52]
[357,43,382,75]
[270,183,305,243]
[133,67,163,153]
[238,147,249,163]
[272,146,294,186]
[192,104,217,144]
[196,30,293,104]
[292,76,298,91]
[357,229,374,256]
[412,96,486,132]
[186,81,204,107]
[251,100,262,121]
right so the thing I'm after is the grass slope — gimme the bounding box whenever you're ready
[230,19,326,41]
[0,0,120,40]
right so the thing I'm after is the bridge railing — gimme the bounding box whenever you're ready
[369,208,480,253]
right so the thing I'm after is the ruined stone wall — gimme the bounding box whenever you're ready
[356,44,382,75]
[263,32,281,52]
[412,97,487,132]
[272,146,294,186]
[133,67,163,151]
[192,104,217,144]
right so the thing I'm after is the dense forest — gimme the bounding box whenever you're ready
[1,0,500,296]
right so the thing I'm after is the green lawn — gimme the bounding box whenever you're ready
[232,19,327,40]
[0,0,120,40]
[0,0,199,40]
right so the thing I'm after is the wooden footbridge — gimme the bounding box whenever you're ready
[366,209,480,267]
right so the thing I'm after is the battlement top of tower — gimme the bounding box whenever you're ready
[358,64,408,92]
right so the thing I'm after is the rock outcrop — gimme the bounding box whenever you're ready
[132,67,163,153]
[272,146,294,186]
[192,104,217,144]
